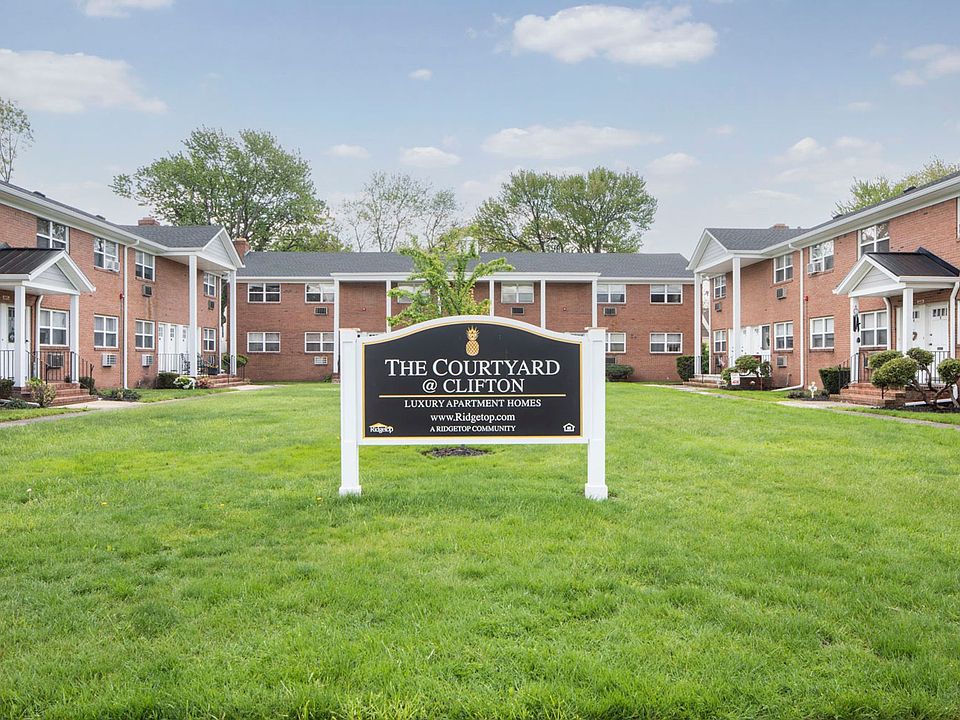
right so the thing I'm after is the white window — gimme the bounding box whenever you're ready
[713,329,727,353]
[39,309,68,346]
[203,327,217,352]
[810,316,834,349]
[713,275,726,299]
[93,238,119,271]
[859,222,890,256]
[305,283,334,303]
[596,283,626,304]
[773,254,793,283]
[94,315,118,348]
[135,251,155,281]
[808,241,834,273]
[247,332,280,353]
[248,283,281,303]
[135,320,155,350]
[395,283,420,304]
[605,332,626,354]
[36,218,68,250]
[859,310,888,348]
[650,284,682,304]
[760,324,771,351]
[501,282,534,304]
[774,321,794,351]
[650,332,682,354]
[203,273,217,297]
[305,332,335,353]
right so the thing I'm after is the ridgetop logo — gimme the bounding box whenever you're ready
[368,422,394,434]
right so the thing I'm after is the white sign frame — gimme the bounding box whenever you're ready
[339,315,607,500]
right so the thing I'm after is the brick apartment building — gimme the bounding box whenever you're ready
[0,181,245,402]
[688,171,960,390]
[234,251,696,382]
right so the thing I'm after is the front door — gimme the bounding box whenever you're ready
[0,304,32,380]
[925,303,949,352]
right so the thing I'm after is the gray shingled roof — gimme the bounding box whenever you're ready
[0,179,127,231]
[120,224,223,248]
[0,248,61,275]
[705,227,809,251]
[238,251,693,279]
[868,249,959,278]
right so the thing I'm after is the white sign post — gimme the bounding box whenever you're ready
[338,316,607,500]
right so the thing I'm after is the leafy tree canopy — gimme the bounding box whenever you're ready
[835,158,960,215]
[0,97,34,183]
[112,127,340,252]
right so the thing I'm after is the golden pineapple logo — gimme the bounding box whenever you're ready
[465,326,479,356]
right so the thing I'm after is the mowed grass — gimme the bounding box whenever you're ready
[0,406,85,423]
[841,405,960,426]
[2,384,960,719]
[130,387,233,403]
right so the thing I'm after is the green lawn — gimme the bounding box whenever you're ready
[692,387,796,402]
[2,384,959,718]
[131,387,233,403]
[840,405,960,426]
[0,406,85,423]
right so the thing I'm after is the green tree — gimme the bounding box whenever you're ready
[112,127,335,252]
[472,170,565,252]
[0,97,34,183]
[835,158,960,215]
[388,245,512,328]
[471,167,657,253]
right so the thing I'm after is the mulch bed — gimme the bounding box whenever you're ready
[422,446,491,458]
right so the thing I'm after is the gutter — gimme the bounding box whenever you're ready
[951,281,960,359]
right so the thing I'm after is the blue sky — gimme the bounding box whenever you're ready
[3,0,960,255]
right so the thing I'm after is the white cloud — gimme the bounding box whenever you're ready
[512,4,717,66]
[709,124,734,136]
[79,0,173,17]
[326,144,370,159]
[893,44,960,86]
[647,152,699,175]
[774,136,891,195]
[0,49,165,113]
[399,146,461,168]
[482,123,660,160]
[844,100,873,112]
[408,68,432,81]
[780,137,826,163]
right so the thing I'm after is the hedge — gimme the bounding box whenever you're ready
[818,366,850,395]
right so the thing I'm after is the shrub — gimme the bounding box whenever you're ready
[818,366,850,395]
[3,398,31,409]
[0,378,12,399]
[938,358,960,387]
[905,347,934,368]
[872,356,918,390]
[195,375,213,389]
[155,372,179,389]
[605,364,633,381]
[79,376,96,394]
[676,355,696,381]
[868,349,902,371]
[27,378,56,407]
[99,387,141,402]
[221,353,249,371]
[173,375,196,389]
[720,367,732,385]
[733,355,761,375]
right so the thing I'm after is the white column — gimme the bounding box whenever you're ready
[584,327,607,501]
[228,271,238,375]
[70,294,80,381]
[385,280,391,331]
[591,278,598,327]
[13,285,26,387]
[338,328,361,496]
[333,278,341,372]
[849,297,859,383]
[488,279,495,316]
[949,283,959,359]
[34,296,42,378]
[798,249,805,386]
[539,279,546,328]
[693,273,702,377]
[883,297,893,351]
[731,258,742,361]
[901,287,914,350]
[187,255,198,374]
[122,246,129,388]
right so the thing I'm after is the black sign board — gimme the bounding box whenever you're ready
[361,319,582,440]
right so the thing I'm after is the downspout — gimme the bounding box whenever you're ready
[883,297,893,350]
[779,242,805,390]
[122,245,129,389]
[950,281,960,359]
[34,295,43,379]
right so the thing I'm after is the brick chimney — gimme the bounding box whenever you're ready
[770,223,788,229]
[232,237,251,257]
[138,217,160,226]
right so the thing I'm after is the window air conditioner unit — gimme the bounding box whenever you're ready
[603,307,617,317]
[208,300,215,310]
[102,353,118,367]
[776,356,787,368]
[714,302,722,312]
[142,284,153,297]
[605,355,617,365]
[141,354,154,367]
[807,263,817,274]
[314,306,328,316]
[109,260,120,272]
[776,287,786,300]
[314,356,329,366]
[511,307,524,315]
